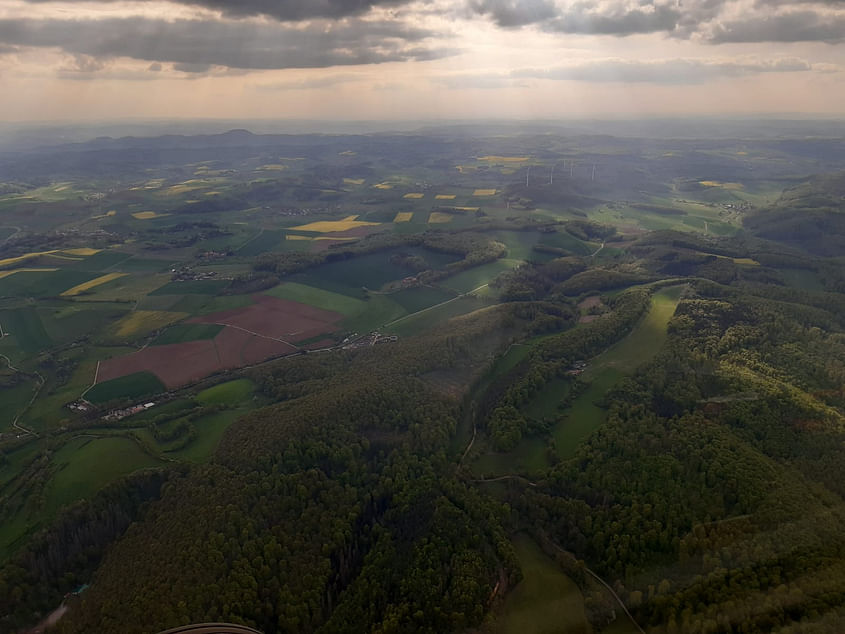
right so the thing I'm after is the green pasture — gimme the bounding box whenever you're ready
[341,295,407,333]
[168,409,245,462]
[523,378,571,421]
[197,378,254,406]
[0,270,99,299]
[62,250,133,271]
[169,294,254,315]
[492,534,589,634]
[39,304,129,346]
[389,286,456,313]
[44,436,163,516]
[385,296,487,337]
[236,229,284,256]
[72,273,171,302]
[291,247,462,297]
[85,371,166,405]
[264,282,367,316]
[0,381,38,431]
[114,257,175,273]
[439,259,521,294]
[0,307,51,355]
[552,286,683,458]
[149,279,229,296]
[152,323,223,346]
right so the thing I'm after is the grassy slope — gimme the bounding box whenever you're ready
[552,285,683,458]
[492,534,590,634]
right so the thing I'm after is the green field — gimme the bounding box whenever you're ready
[197,378,254,406]
[0,270,99,299]
[291,247,462,297]
[552,286,683,458]
[385,296,487,337]
[44,436,163,515]
[236,229,284,256]
[62,250,133,271]
[389,286,456,313]
[152,323,223,346]
[85,371,166,404]
[439,259,521,294]
[149,279,229,295]
[0,307,51,355]
[341,294,407,332]
[492,534,589,634]
[168,409,245,462]
[264,282,367,316]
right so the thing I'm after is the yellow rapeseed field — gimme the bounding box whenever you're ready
[61,273,127,297]
[428,212,453,224]
[289,218,380,233]
[394,212,413,223]
[374,183,393,189]
[403,193,424,199]
[699,181,743,190]
[132,211,170,220]
[260,164,288,171]
[114,311,188,338]
[473,189,497,196]
[477,156,529,162]
[435,194,456,200]
[343,178,365,185]
[0,250,59,268]
[452,206,480,212]
[0,268,58,279]
[62,248,101,256]
[285,235,312,241]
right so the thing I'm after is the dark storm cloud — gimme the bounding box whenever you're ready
[512,57,817,83]
[21,0,419,21]
[0,17,452,70]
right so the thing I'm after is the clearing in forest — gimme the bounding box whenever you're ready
[551,285,684,458]
[492,534,589,634]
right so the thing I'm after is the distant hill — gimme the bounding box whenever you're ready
[744,171,845,256]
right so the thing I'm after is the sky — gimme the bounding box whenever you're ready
[1,0,845,121]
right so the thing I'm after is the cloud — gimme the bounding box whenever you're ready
[20,0,420,22]
[464,0,845,43]
[707,10,845,43]
[470,0,558,27]
[0,16,454,70]
[511,57,823,84]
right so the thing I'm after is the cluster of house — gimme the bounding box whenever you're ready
[341,332,399,350]
[102,401,156,421]
[565,361,588,376]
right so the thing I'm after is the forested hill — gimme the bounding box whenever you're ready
[744,171,845,256]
